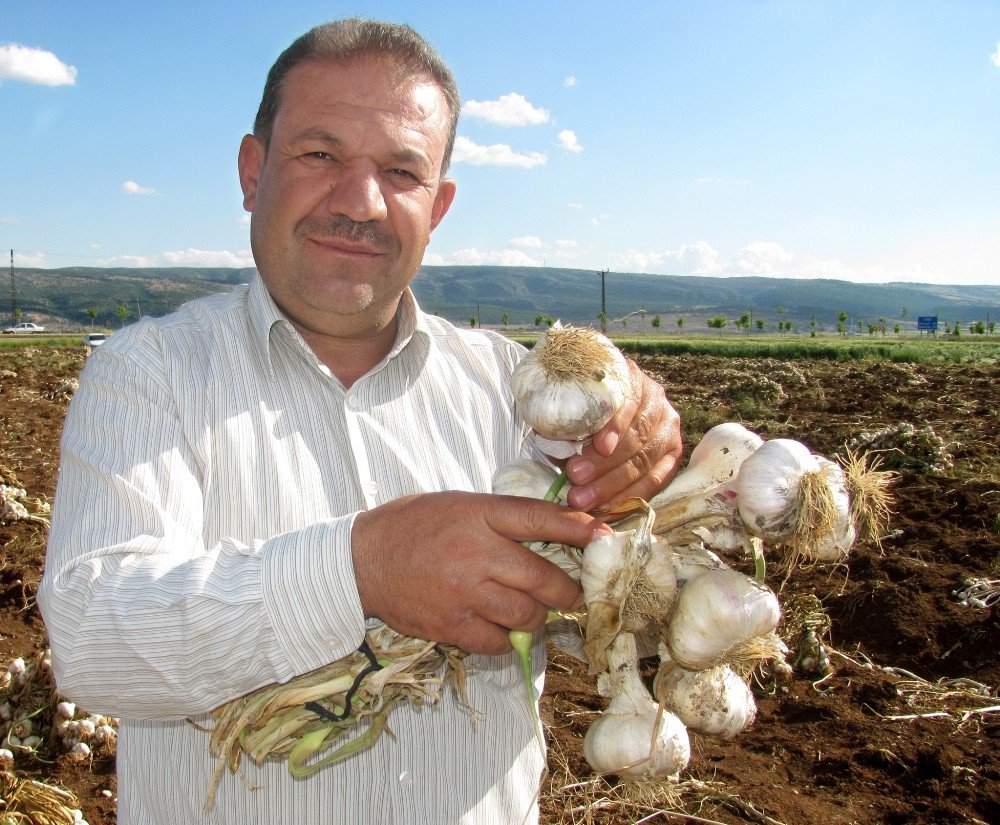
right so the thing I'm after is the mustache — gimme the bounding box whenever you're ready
[296,215,396,252]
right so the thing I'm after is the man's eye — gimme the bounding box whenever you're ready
[387,168,418,182]
[301,151,335,165]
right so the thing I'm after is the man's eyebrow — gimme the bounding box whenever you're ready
[291,127,343,147]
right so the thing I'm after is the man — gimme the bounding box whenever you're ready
[39,18,681,824]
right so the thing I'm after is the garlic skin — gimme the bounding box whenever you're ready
[491,458,565,501]
[735,438,821,541]
[665,568,781,671]
[812,457,856,561]
[654,661,757,739]
[653,422,763,506]
[584,634,690,779]
[671,545,728,588]
[511,323,631,442]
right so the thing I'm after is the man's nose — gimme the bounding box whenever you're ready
[327,167,388,223]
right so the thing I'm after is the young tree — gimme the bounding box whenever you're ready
[755,318,765,331]
[534,314,543,328]
[502,312,509,328]
[809,314,817,337]
[87,307,99,330]
[651,314,662,332]
[469,316,477,328]
[707,316,727,329]
[676,316,685,331]
[117,304,132,328]
[838,311,848,334]
[736,312,751,335]
[545,316,554,328]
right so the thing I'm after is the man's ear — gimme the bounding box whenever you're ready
[429,178,457,232]
[238,134,265,212]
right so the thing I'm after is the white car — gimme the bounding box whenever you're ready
[2,322,45,334]
[82,332,108,348]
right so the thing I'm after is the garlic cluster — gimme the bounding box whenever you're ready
[1,649,119,766]
[511,322,631,446]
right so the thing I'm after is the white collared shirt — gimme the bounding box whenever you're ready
[38,275,554,824]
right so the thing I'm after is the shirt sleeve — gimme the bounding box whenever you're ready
[36,337,368,720]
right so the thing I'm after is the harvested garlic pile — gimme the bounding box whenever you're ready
[0,649,119,766]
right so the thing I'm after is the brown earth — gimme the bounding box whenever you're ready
[0,345,997,825]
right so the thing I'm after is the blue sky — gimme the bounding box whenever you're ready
[3,1,1000,285]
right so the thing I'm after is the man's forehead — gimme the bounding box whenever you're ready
[283,58,448,126]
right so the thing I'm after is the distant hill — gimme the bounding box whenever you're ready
[7,264,999,332]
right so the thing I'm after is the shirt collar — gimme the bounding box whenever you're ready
[246,272,430,381]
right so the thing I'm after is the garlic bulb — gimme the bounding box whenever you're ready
[652,422,763,506]
[584,633,690,779]
[812,457,856,561]
[511,322,631,442]
[654,658,757,739]
[671,545,728,588]
[581,506,676,672]
[491,458,567,501]
[735,438,822,542]
[665,568,781,671]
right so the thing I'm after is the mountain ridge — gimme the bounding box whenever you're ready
[7,264,998,331]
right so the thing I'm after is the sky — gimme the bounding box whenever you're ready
[2,1,1000,286]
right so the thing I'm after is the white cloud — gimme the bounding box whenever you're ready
[619,241,724,275]
[733,241,794,276]
[557,129,583,153]
[564,76,578,87]
[0,44,77,86]
[452,136,547,168]
[14,250,47,267]
[1,216,20,225]
[461,93,549,127]
[510,235,542,248]
[556,239,577,249]
[122,180,155,195]
[101,248,254,267]
[991,41,1000,69]
[448,248,544,266]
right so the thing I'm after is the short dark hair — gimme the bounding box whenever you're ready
[253,18,461,173]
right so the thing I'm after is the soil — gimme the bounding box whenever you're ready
[0,346,997,825]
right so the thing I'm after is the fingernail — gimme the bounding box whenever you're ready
[571,486,596,510]
[568,459,595,484]
[602,431,620,454]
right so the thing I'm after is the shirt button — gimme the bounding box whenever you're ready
[346,395,362,412]
[398,770,412,787]
[364,480,379,497]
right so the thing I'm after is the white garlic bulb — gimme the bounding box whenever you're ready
[652,422,764,506]
[735,438,821,541]
[584,633,690,779]
[654,659,757,739]
[511,322,631,442]
[812,457,856,561]
[665,568,781,671]
[491,458,565,501]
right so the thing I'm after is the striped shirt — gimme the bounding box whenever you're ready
[38,275,558,825]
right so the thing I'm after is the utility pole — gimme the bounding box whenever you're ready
[9,250,15,326]
[598,269,608,332]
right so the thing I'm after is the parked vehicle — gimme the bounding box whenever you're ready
[2,322,45,334]
[82,332,108,349]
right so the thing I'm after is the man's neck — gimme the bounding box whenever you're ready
[295,313,400,389]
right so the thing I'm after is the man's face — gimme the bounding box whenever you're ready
[238,57,456,338]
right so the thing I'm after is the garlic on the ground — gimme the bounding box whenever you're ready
[56,701,77,720]
[511,322,631,443]
[652,422,763,505]
[654,652,757,739]
[665,568,781,672]
[583,632,690,780]
[0,748,12,769]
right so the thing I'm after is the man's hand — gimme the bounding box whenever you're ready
[351,492,611,655]
[563,359,682,511]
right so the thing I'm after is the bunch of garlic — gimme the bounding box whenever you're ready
[1,649,119,764]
